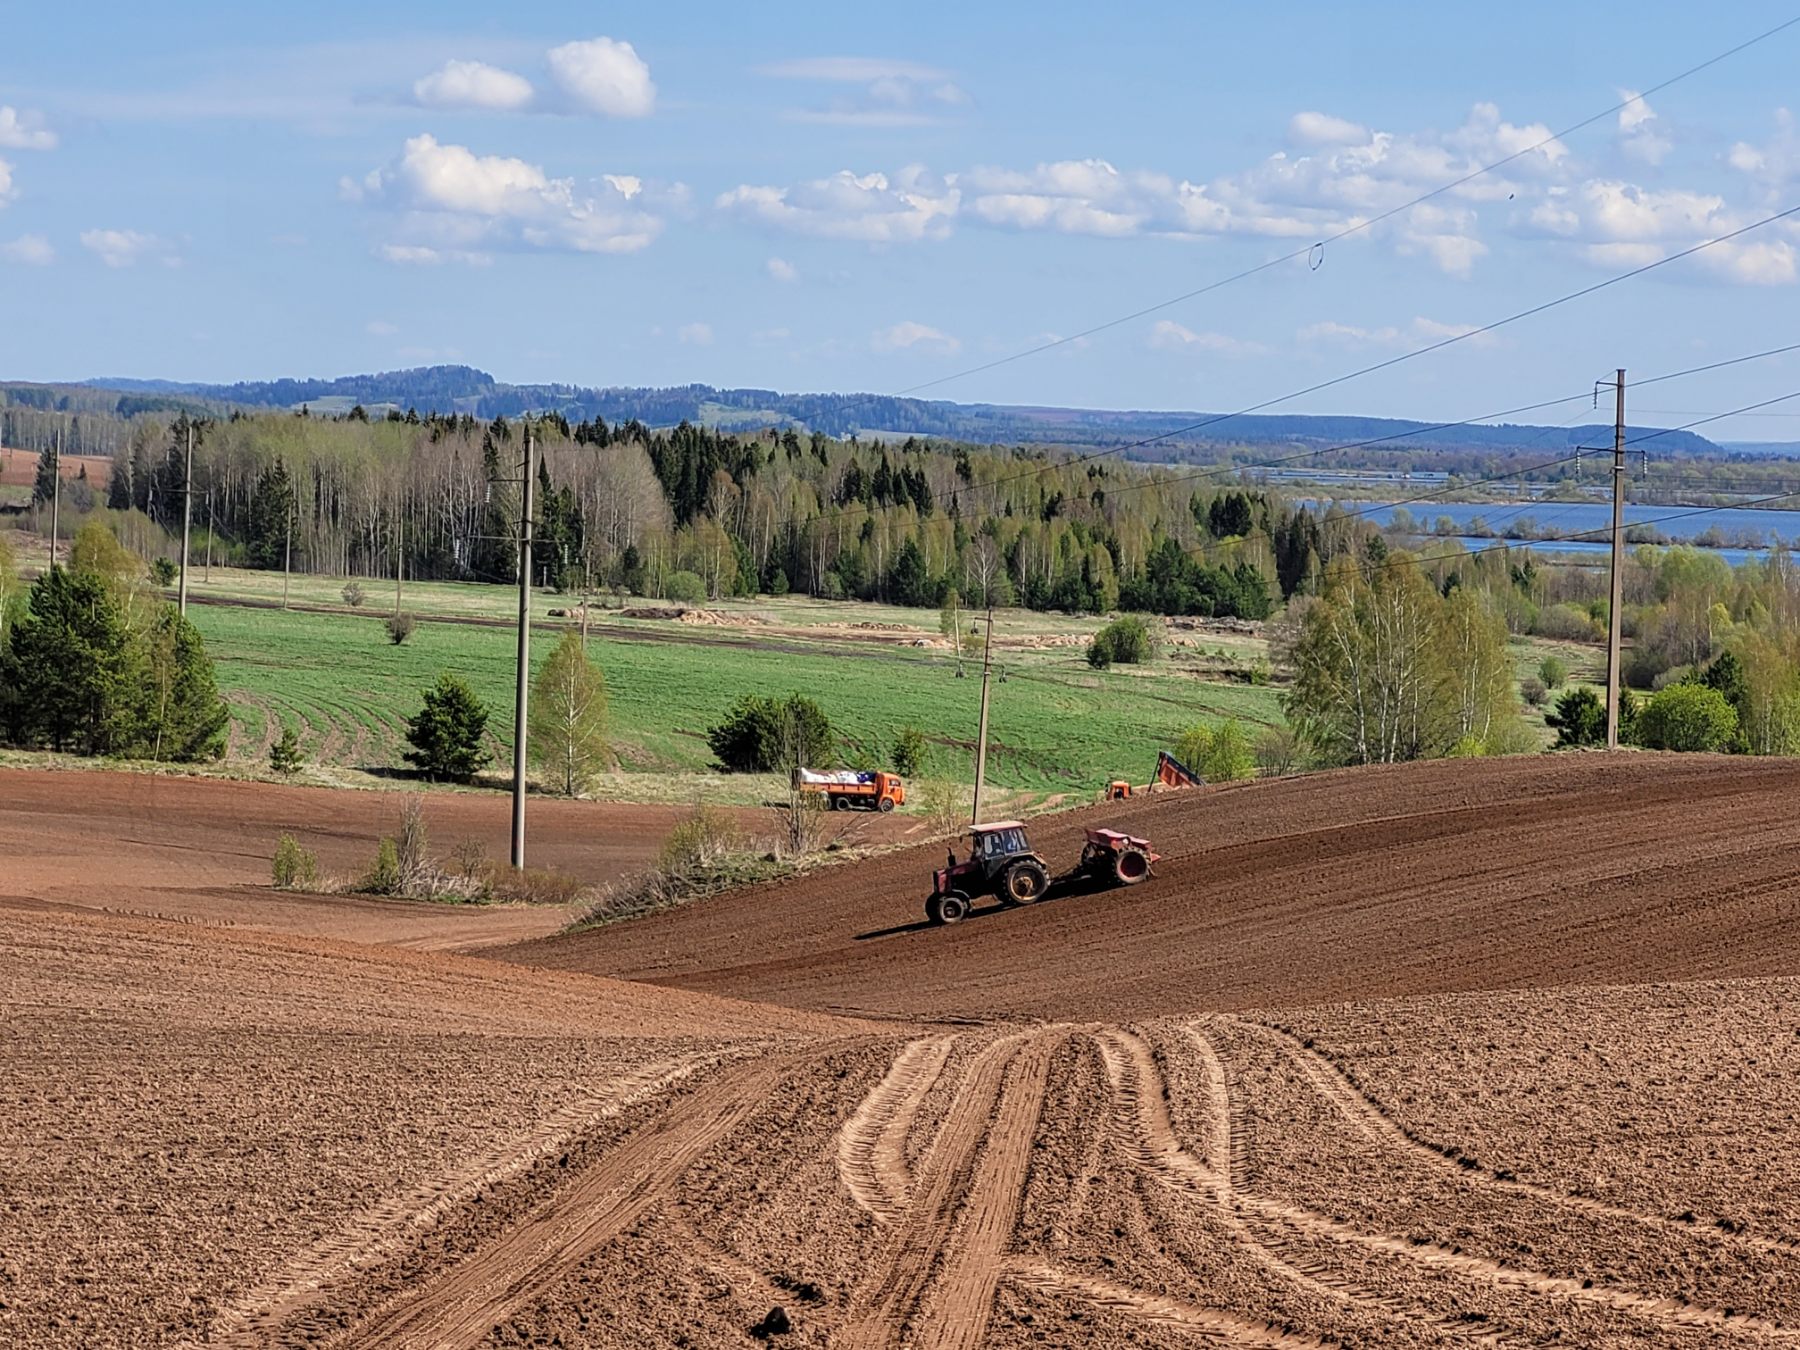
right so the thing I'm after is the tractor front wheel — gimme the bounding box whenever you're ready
[937,892,969,924]
[925,894,944,925]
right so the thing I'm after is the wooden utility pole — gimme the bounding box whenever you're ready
[177,423,194,615]
[282,509,293,611]
[204,489,214,582]
[1606,368,1627,749]
[971,606,994,825]
[511,422,536,871]
[395,512,404,615]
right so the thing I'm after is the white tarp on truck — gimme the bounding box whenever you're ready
[795,768,877,787]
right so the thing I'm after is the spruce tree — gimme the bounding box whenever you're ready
[404,675,492,782]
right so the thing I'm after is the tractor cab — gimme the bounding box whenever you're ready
[927,821,1051,925]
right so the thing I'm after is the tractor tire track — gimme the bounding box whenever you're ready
[838,1033,958,1222]
[307,1053,795,1350]
[1184,1021,1799,1341]
[1006,1257,1335,1347]
[1249,1018,1800,1262]
[837,1030,1050,1350]
[205,1051,723,1348]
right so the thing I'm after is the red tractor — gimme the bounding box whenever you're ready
[925,820,1158,925]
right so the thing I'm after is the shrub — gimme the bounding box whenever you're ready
[891,726,926,777]
[491,868,588,906]
[396,795,429,888]
[915,769,970,833]
[1520,675,1548,707]
[1545,686,1606,748]
[342,580,366,607]
[1537,655,1569,689]
[1174,721,1256,783]
[1633,683,1739,752]
[150,557,178,586]
[269,726,304,777]
[1447,734,1486,758]
[385,612,417,645]
[271,833,318,890]
[404,674,493,782]
[1534,603,1598,642]
[706,693,834,773]
[1087,614,1156,669]
[664,570,707,605]
[1253,725,1300,777]
[364,837,402,895]
[659,805,750,874]
[1484,717,1541,757]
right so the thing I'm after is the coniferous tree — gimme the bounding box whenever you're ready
[404,674,492,782]
[2,569,135,754]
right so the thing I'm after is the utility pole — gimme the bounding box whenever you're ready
[177,422,194,615]
[204,489,214,582]
[1606,368,1627,749]
[395,512,404,616]
[971,605,994,825]
[511,422,536,871]
[282,508,293,611]
[48,421,62,571]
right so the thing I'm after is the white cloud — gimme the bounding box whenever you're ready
[0,159,12,206]
[353,134,675,259]
[1616,89,1673,167]
[1147,320,1267,356]
[751,326,791,344]
[1288,111,1368,148]
[413,59,534,112]
[377,243,493,266]
[0,106,56,151]
[80,229,179,268]
[765,256,799,283]
[872,320,960,354]
[547,37,655,118]
[1299,316,1493,349]
[677,321,714,345]
[1731,108,1800,197]
[1,233,53,265]
[717,166,958,242]
[761,55,968,126]
[366,319,399,336]
[758,57,948,82]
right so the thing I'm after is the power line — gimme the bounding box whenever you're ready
[889,15,1800,399]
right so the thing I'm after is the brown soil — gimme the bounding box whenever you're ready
[0,450,112,487]
[8,753,1800,1347]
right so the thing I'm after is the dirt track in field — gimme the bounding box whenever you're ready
[8,753,1800,1347]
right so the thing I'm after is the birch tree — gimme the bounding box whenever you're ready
[528,629,609,796]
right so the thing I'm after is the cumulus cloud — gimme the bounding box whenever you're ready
[1288,111,1368,148]
[0,158,12,206]
[1730,108,1800,197]
[766,256,799,282]
[872,320,959,354]
[1516,179,1794,284]
[547,37,655,118]
[376,243,493,266]
[717,166,958,242]
[1616,90,1673,167]
[350,134,677,261]
[1147,320,1267,356]
[80,229,179,268]
[1299,317,1492,349]
[677,321,714,345]
[0,106,57,151]
[413,59,534,111]
[1,233,53,265]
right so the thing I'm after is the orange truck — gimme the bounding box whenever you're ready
[794,768,906,812]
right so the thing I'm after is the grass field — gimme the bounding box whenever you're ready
[188,585,1285,804]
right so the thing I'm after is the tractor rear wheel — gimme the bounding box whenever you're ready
[937,892,969,924]
[1005,859,1049,904]
[1112,848,1150,886]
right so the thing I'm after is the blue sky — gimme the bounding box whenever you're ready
[4,1,1800,433]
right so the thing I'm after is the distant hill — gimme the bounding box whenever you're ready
[69,364,1731,458]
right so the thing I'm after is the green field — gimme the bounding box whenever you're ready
[189,590,1284,803]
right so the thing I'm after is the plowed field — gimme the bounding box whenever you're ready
[6,753,1800,1347]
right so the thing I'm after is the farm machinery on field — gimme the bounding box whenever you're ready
[924,819,1160,925]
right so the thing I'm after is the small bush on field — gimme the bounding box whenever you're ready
[1087,614,1156,669]
[1446,734,1486,758]
[915,768,970,833]
[151,557,178,586]
[891,726,926,777]
[1483,717,1541,757]
[664,570,707,605]
[404,674,492,782]
[491,868,587,906]
[1534,603,1598,642]
[396,795,429,887]
[1520,675,1548,707]
[1253,724,1300,777]
[1537,655,1569,689]
[271,834,318,889]
[365,837,402,894]
[342,580,366,607]
[269,725,304,776]
[660,805,749,874]
[386,612,417,645]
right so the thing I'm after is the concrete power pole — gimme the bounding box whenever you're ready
[511,422,536,871]
[178,422,194,615]
[971,606,995,825]
[1605,368,1627,749]
[48,421,62,571]
[204,489,214,583]
[282,509,293,611]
